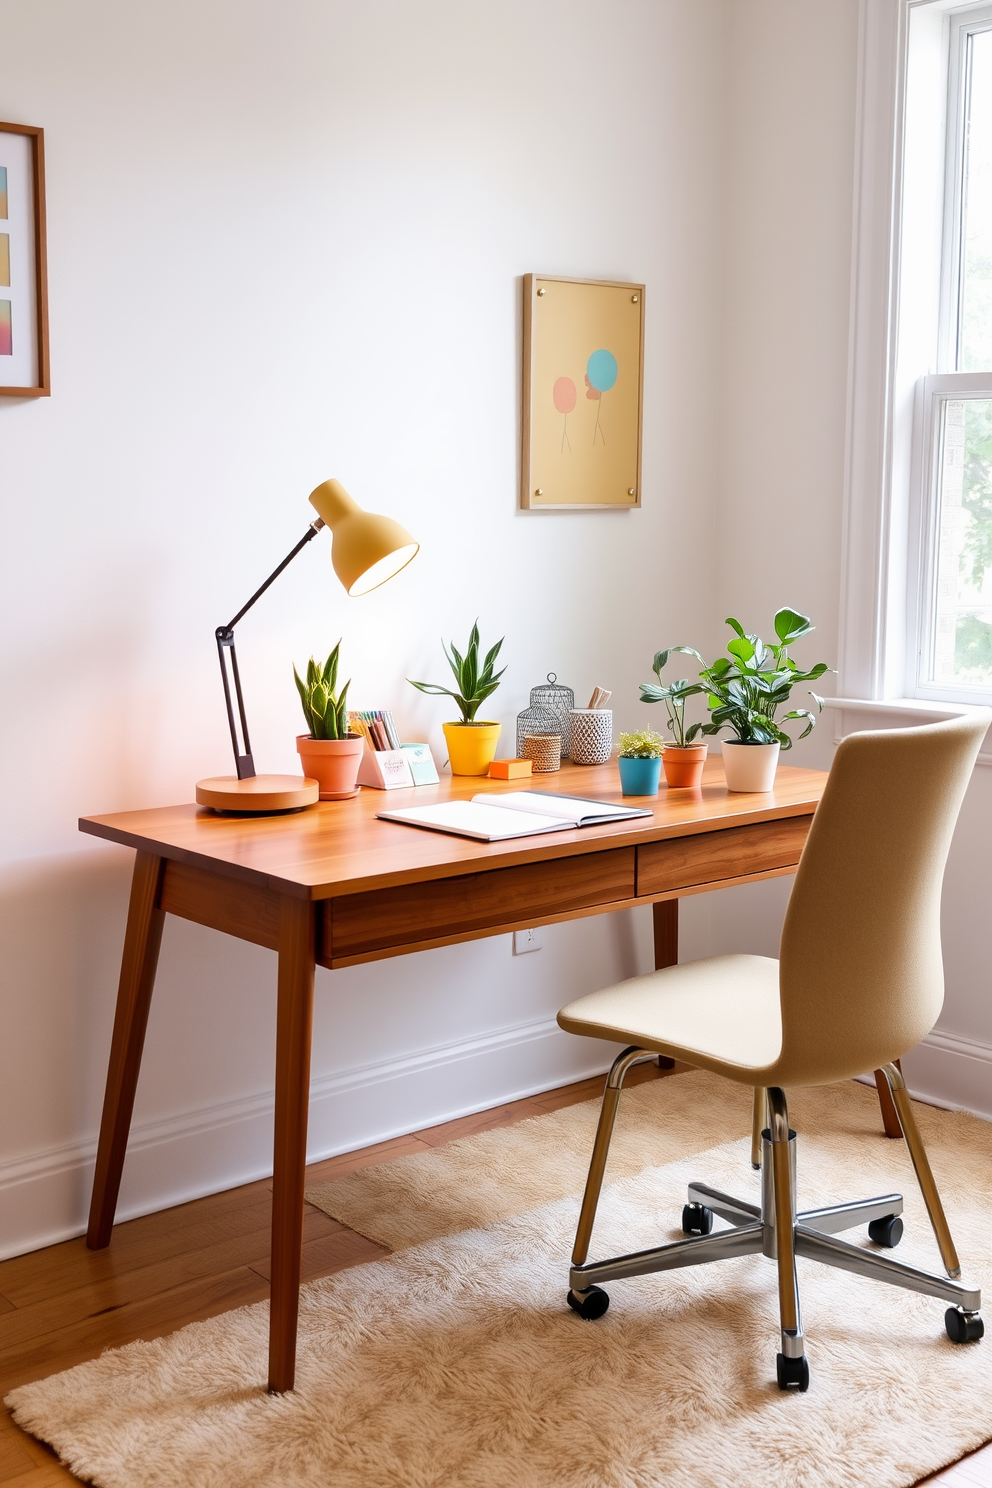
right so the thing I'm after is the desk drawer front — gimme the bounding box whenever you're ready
[637,816,812,897]
[328,847,635,961]
[160,860,281,950]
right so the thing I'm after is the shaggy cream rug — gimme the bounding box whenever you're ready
[306,1067,758,1249]
[304,1068,972,1252]
[8,1073,992,1488]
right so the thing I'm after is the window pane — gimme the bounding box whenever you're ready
[930,398,992,687]
[961,29,992,371]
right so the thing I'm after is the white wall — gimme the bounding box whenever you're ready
[680,0,860,964]
[0,0,730,1257]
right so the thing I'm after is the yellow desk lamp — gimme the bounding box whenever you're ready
[195,479,419,813]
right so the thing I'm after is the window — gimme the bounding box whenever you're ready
[912,5,992,701]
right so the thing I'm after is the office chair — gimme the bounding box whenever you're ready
[557,714,989,1391]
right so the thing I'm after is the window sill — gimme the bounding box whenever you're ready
[823,697,992,765]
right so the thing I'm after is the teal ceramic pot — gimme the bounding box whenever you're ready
[618,755,662,796]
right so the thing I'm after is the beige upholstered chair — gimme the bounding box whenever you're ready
[558,714,990,1392]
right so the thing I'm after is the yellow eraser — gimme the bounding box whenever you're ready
[489,758,533,779]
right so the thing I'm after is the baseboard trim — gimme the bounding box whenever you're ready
[0,1015,616,1261]
[898,1028,992,1122]
[855,1028,992,1122]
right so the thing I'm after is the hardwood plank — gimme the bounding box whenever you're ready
[0,1431,78,1488]
[328,847,636,960]
[0,1421,36,1482]
[0,1210,340,1351]
[78,758,828,901]
[249,1226,387,1283]
[0,1295,14,1315]
[160,859,280,950]
[0,1185,277,1309]
[0,1411,78,1485]
[636,815,812,896]
[0,1268,270,1395]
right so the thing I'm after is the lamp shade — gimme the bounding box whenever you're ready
[308,478,419,596]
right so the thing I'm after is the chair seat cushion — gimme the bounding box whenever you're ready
[558,954,783,1082]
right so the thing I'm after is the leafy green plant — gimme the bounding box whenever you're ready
[639,646,708,746]
[696,609,832,749]
[408,621,506,724]
[294,642,352,740]
[617,729,665,759]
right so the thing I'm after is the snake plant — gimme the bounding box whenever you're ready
[294,642,351,740]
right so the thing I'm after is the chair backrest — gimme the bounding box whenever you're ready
[776,712,989,1085]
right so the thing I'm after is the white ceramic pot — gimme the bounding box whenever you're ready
[721,740,780,792]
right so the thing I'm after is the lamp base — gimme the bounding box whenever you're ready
[195,774,320,813]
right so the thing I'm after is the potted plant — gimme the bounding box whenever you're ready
[617,730,665,796]
[639,646,709,788]
[408,621,506,776]
[294,642,364,799]
[696,609,832,792]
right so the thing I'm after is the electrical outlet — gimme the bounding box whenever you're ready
[513,927,543,955]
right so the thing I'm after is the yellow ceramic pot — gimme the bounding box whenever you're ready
[443,721,502,776]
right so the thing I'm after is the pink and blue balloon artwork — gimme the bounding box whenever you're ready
[586,349,618,393]
[586,349,617,444]
[553,375,577,452]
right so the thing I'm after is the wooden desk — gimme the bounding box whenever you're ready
[80,757,830,1393]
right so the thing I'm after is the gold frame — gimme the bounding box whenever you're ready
[520,273,644,511]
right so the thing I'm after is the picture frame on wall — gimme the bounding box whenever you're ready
[521,274,643,511]
[0,122,49,398]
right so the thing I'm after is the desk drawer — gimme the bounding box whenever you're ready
[327,847,635,961]
[637,816,812,896]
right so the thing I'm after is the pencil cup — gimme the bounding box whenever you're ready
[568,709,613,765]
[522,734,561,772]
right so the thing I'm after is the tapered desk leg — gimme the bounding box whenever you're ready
[268,895,316,1394]
[87,852,166,1249]
[874,1060,904,1137]
[653,900,678,1068]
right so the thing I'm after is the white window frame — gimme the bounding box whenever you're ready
[909,373,992,703]
[938,4,992,372]
[838,0,992,728]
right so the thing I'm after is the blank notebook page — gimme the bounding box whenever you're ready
[379,800,574,840]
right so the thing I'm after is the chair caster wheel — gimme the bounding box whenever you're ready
[567,1286,610,1320]
[682,1202,714,1236]
[867,1214,903,1248]
[776,1353,810,1391]
[945,1308,984,1344]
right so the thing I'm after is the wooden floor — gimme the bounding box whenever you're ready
[1,1063,989,1486]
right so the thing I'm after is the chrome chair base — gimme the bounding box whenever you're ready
[567,1049,984,1390]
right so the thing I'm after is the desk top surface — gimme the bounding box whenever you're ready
[79,757,828,900]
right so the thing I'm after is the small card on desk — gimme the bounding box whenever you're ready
[358,748,415,790]
[401,742,440,786]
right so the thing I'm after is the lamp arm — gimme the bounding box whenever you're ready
[215,518,326,780]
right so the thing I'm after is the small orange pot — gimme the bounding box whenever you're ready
[662,743,708,789]
[296,734,364,799]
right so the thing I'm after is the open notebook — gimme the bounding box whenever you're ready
[377,790,653,842]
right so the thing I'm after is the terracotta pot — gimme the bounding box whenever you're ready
[296,733,364,799]
[721,739,780,792]
[443,721,502,776]
[662,743,708,789]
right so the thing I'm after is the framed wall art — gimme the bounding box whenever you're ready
[521,274,643,510]
[0,123,49,397]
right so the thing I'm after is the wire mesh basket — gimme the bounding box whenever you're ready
[515,673,575,758]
